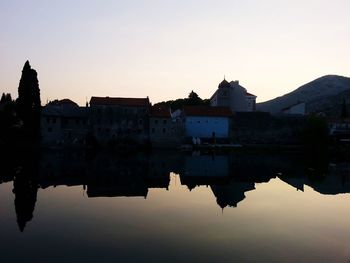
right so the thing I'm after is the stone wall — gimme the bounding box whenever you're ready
[232,112,307,145]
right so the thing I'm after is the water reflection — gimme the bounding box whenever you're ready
[1,149,350,233]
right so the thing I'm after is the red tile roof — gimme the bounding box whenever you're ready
[90,96,150,107]
[150,105,171,118]
[183,106,233,117]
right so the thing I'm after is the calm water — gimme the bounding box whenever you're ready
[1,150,350,262]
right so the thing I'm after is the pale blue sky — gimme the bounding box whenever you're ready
[1,0,349,105]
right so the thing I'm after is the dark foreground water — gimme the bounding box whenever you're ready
[1,150,350,262]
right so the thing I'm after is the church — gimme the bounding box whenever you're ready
[210,79,256,112]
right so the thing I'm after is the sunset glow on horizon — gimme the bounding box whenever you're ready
[1,0,349,105]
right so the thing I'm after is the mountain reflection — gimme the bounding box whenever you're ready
[1,149,350,232]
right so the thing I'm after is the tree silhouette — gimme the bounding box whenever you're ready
[5,93,12,102]
[187,90,201,105]
[154,90,210,111]
[16,61,41,139]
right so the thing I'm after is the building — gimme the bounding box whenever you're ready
[328,118,350,142]
[89,96,150,144]
[149,105,183,147]
[246,92,257,112]
[181,106,232,142]
[282,102,306,115]
[210,79,256,112]
[41,99,88,145]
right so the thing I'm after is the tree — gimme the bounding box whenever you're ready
[5,93,12,102]
[1,93,12,103]
[341,98,348,119]
[154,90,210,111]
[17,61,41,139]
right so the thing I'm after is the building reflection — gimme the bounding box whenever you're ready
[279,162,350,195]
[1,149,350,232]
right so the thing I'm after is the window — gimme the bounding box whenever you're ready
[139,119,143,124]
[52,117,56,124]
[163,119,167,125]
[76,119,80,125]
[154,119,158,124]
[162,128,166,134]
[151,128,155,133]
[47,127,52,132]
[46,117,50,123]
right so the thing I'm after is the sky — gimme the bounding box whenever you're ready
[1,0,349,105]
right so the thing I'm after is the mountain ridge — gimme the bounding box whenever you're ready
[257,75,350,115]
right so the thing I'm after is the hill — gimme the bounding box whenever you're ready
[257,75,350,116]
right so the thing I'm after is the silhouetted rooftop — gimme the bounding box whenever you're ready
[183,106,233,117]
[150,105,171,118]
[90,96,150,107]
[218,79,231,89]
[246,92,257,97]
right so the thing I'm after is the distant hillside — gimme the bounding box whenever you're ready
[257,75,350,116]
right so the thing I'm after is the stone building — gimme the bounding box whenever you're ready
[210,79,256,112]
[149,105,183,147]
[89,96,150,144]
[41,99,88,145]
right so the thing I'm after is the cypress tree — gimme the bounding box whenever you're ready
[5,93,12,102]
[17,61,41,139]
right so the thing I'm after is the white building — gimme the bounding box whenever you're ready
[210,79,257,112]
[246,92,257,112]
[181,106,232,140]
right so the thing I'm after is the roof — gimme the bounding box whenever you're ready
[150,105,171,118]
[57,99,78,106]
[246,92,257,97]
[183,106,233,117]
[48,99,79,107]
[328,117,350,123]
[218,79,231,89]
[42,105,87,118]
[90,96,150,107]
